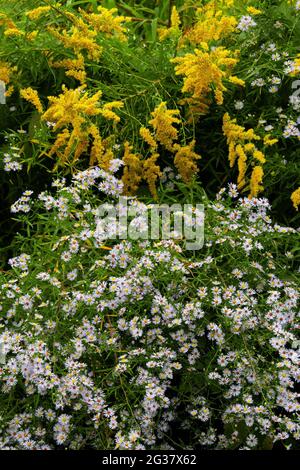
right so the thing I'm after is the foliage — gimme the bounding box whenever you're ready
[0,1,299,223]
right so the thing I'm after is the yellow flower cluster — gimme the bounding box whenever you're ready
[263,134,279,146]
[246,6,263,15]
[291,188,300,210]
[138,103,201,197]
[139,127,158,151]
[50,54,86,85]
[172,46,244,116]
[149,102,181,152]
[26,6,51,20]
[20,87,43,114]
[48,7,128,84]
[0,61,17,97]
[0,60,16,96]
[0,12,23,37]
[78,7,130,42]
[139,124,161,199]
[48,20,102,62]
[142,152,162,200]
[100,101,124,123]
[88,123,104,167]
[290,54,300,76]
[223,113,266,196]
[183,2,237,46]
[25,5,61,21]
[250,166,264,198]
[122,142,143,195]
[43,85,102,130]
[0,61,13,85]
[158,6,181,41]
[42,85,123,168]
[173,141,200,184]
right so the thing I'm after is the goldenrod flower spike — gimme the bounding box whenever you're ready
[0,60,17,86]
[48,23,102,61]
[183,2,237,46]
[26,6,52,20]
[79,6,130,42]
[122,142,143,195]
[42,86,123,168]
[291,188,300,210]
[158,6,181,41]
[20,87,43,113]
[250,166,264,198]
[140,127,158,151]
[172,47,242,116]
[149,102,180,152]
[223,113,266,194]
[173,141,201,183]
[143,153,162,200]
[42,86,102,131]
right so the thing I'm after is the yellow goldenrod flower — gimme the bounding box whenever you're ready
[149,102,180,151]
[65,69,87,85]
[250,166,264,198]
[88,124,104,167]
[170,5,181,29]
[43,86,122,168]
[244,143,255,153]
[173,141,201,183]
[228,75,245,86]
[223,113,260,166]
[20,87,43,113]
[223,113,265,192]
[48,129,70,158]
[79,6,130,42]
[263,135,278,146]
[289,54,300,76]
[5,85,14,97]
[172,47,241,115]
[140,127,158,151]
[247,6,263,15]
[0,61,16,85]
[291,187,300,210]
[100,101,124,123]
[100,144,114,171]
[51,54,86,84]
[253,149,266,164]
[236,144,247,189]
[158,6,181,41]
[183,2,237,46]
[143,152,162,200]
[26,6,52,20]
[42,85,102,131]
[122,142,143,195]
[0,13,23,36]
[48,23,102,61]
[51,55,85,71]
[26,31,38,41]
[4,28,24,37]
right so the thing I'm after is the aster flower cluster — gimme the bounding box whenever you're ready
[237,16,257,32]
[0,166,299,450]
